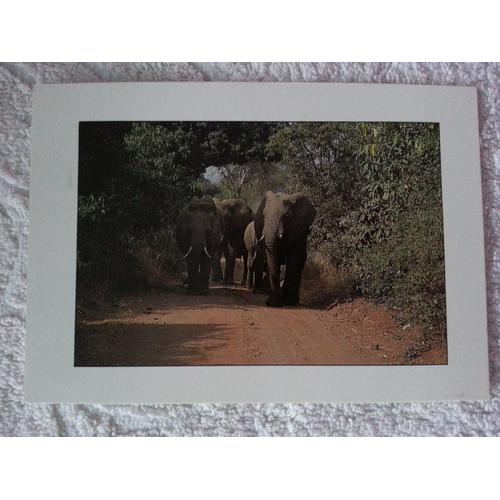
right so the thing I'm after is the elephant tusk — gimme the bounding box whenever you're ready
[204,246,211,259]
[183,246,193,258]
[259,234,265,242]
[220,234,224,243]
[253,250,257,260]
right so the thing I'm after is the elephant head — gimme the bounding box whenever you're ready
[254,191,316,306]
[176,196,221,294]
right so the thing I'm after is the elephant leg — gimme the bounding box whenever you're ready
[186,258,198,294]
[282,239,307,305]
[211,249,223,282]
[254,259,266,293]
[241,250,248,286]
[199,259,211,294]
[246,252,254,292]
[263,270,271,294]
[265,247,282,307]
[253,266,261,293]
[223,243,235,284]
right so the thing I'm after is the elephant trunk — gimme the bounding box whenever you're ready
[264,242,282,306]
[261,219,285,306]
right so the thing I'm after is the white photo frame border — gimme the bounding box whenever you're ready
[25,82,489,403]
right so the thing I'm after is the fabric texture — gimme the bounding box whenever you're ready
[0,62,498,436]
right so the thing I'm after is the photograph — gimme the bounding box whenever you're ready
[74,120,447,367]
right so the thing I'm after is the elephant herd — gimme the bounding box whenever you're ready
[175,192,316,307]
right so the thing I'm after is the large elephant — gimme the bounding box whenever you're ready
[176,196,222,294]
[244,221,268,293]
[215,199,254,285]
[254,191,316,307]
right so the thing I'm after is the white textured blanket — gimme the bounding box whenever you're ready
[0,62,498,436]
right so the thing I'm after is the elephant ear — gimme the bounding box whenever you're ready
[289,193,316,243]
[254,192,272,240]
[210,213,222,248]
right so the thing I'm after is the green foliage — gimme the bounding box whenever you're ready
[77,122,213,297]
[356,207,446,330]
[77,121,279,298]
[123,122,211,230]
[269,122,444,333]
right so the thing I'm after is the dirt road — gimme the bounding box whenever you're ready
[75,284,446,366]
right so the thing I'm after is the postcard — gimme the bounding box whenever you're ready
[25,82,489,402]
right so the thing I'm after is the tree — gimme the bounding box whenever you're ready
[215,163,269,198]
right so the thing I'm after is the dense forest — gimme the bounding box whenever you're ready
[77,121,445,335]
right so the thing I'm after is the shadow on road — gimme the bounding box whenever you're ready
[75,322,230,366]
[140,286,310,313]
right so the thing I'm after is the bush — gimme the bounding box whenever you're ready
[129,227,185,288]
[356,207,446,330]
[269,122,445,334]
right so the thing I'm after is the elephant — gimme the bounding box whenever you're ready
[175,196,222,294]
[214,199,254,285]
[210,205,225,283]
[254,191,316,307]
[244,221,268,293]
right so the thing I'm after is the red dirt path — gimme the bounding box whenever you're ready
[75,284,446,367]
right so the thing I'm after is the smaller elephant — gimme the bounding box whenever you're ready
[215,199,254,285]
[176,196,221,295]
[244,221,268,293]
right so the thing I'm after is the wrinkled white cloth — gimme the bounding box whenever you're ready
[0,62,498,436]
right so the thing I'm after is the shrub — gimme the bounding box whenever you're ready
[269,122,445,334]
[356,207,446,330]
[129,228,185,288]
